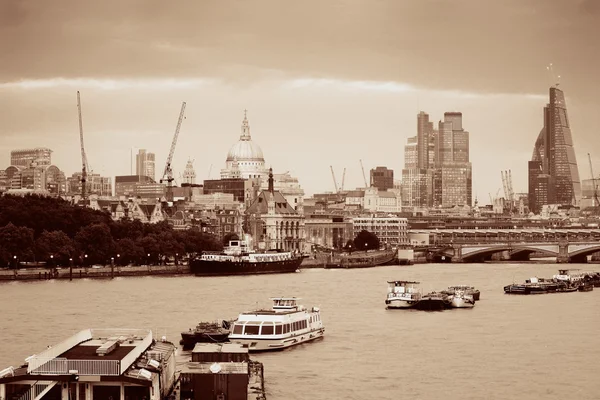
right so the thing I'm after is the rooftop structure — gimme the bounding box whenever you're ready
[0,329,176,400]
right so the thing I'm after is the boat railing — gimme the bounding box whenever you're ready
[27,329,93,373]
[28,358,121,376]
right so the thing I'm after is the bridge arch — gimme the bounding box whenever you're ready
[461,246,512,262]
[568,244,600,259]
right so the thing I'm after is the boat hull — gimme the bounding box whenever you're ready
[180,331,230,349]
[449,297,475,308]
[190,257,303,276]
[385,298,420,309]
[229,328,325,352]
[324,250,396,269]
[385,297,446,311]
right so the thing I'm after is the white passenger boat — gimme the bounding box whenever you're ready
[228,297,325,352]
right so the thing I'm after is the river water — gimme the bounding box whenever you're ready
[1,263,599,400]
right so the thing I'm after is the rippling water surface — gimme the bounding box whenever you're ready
[1,263,599,400]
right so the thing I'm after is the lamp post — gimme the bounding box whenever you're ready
[50,254,54,267]
[147,253,151,266]
[110,257,115,279]
[13,255,17,270]
[175,253,179,266]
[69,257,73,281]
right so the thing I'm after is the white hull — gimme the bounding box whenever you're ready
[229,328,325,352]
[386,298,419,309]
[450,297,475,308]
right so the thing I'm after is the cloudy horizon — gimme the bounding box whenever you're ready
[1,0,599,199]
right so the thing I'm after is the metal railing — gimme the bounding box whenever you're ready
[27,330,93,373]
[29,358,120,376]
[15,381,56,400]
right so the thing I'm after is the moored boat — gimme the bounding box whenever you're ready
[180,319,233,349]
[446,290,475,308]
[228,297,325,352]
[324,248,397,269]
[578,282,594,292]
[190,239,303,276]
[504,277,560,295]
[385,280,423,309]
[442,285,481,301]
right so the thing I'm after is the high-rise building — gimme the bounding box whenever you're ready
[403,111,472,208]
[11,148,52,168]
[136,149,156,181]
[370,166,394,191]
[528,86,581,213]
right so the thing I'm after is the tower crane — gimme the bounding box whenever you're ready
[359,159,368,188]
[507,169,515,204]
[77,91,91,203]
[501,171,509,201]
[588,153,600,208]
[160,102,186,202]
[330,165,339,194]
[341,168,346,192]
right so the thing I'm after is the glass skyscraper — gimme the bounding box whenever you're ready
[528,87,581,213]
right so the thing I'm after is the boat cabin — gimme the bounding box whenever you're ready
[270,297,300,312]
[387,281,421,294]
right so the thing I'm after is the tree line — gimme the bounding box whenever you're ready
[0,195,222,268]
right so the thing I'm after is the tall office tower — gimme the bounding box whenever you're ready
[404,137,418,169]
[370,166,394,191]
[432,112,472,207]
[417,112,433,169]
[11,148,52,167]
[528,86,581,213]
[136,149,156,181]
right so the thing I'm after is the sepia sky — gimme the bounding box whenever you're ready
[1,0,599,201]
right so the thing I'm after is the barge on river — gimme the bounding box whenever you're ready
[190,240,302,276]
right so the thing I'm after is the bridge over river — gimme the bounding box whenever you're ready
[410,228,600,263]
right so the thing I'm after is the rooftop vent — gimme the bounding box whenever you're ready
[137,368,152,380]
[96,340,119,356]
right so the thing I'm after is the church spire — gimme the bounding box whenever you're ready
[268,167,274,193]
[240,109,251,141]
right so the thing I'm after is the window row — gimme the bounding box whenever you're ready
[232,319,310,335]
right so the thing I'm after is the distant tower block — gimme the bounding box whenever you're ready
[183,159,197,185]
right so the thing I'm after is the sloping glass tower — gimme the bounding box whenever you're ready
[529,86,581,213]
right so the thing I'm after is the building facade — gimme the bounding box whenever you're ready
[135,149,156,181]
[10,148,52,168]
[529,86,581,213]
[351,216,409,247]
[370,166,394,191]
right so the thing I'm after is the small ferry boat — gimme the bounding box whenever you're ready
[446,290,475,308]
[385,280,423,309]
[190,240,303,276]
[228,297,325,352]
[442,285,481,301]
[180,319,233,349]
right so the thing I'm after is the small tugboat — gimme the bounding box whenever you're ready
[180,319,233,349]
[578,282,594,292]
[446,289,475,308]
[228,297,324,352]
[442,285,480,301]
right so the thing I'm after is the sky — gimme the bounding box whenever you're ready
[1,0,599,201]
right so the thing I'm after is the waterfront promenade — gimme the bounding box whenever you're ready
[0,264,189,281]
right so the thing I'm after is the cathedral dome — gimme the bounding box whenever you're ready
[225,110,265,162]
[226,140,264,162]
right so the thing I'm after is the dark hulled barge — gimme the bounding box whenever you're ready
[190,239,302,276]
[180,319,233,349]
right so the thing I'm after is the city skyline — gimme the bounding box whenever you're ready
[1,0,599,199]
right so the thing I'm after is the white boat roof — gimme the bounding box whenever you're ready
[387,280,420,284]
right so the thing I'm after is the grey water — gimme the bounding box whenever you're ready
[1,263,599,400]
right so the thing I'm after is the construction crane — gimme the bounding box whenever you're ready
[330,165,339,193]
[77,91,91,203]
[341,168,346,192]
[588,153,600,207]
[207,164,213,180]
[359,159,368,188]
[501,171,509,202]
[507,169,515,205]
[160,102,186,202]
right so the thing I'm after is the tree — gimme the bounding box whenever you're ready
[115,238,144,265]
[222,233,240,246]
[343,239,355,253]
[35,230,77,266]
[0,223,35,266]
[75,223,115,265]
[353,230,380,251]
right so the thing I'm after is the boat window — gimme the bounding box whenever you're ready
[275,324,282,334]
[244,325,260,335]
[261,324,274,335]
[233,324,243,334]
